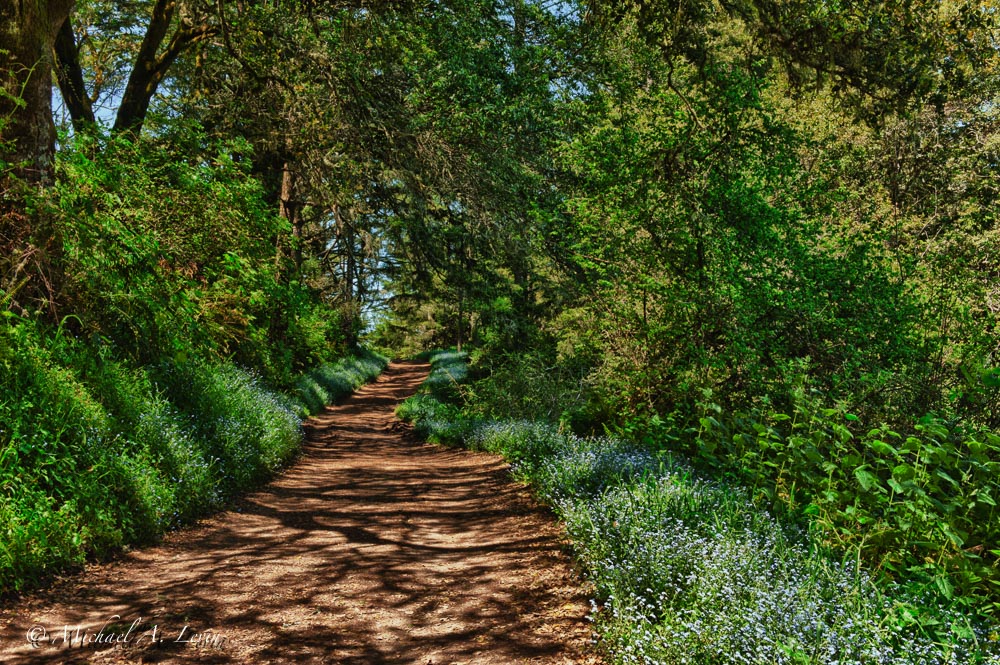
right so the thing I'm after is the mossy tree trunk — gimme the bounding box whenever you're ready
[0,0,74,316]
[0,0,74,186]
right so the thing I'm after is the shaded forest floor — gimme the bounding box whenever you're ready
[0,361,597,665]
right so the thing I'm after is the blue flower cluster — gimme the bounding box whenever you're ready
[468,421,1000,665]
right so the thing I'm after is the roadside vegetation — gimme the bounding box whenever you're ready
[0,313,385,594]
[380,2,1000,658]
[4,1,1000,661]
[0,131,387,594]
[399,351,1000,664]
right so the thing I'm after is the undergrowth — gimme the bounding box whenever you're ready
[397,351,1000,665]
[395,350,472,443]
[683,387,1000,613]
[0,318,386,594]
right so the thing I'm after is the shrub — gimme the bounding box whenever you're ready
[396,349,477,444]
[688,385,1000,610]
[401,352,1000,664]
[293,348,388,416]
[465,419,1000,665]
[0,316,385,594]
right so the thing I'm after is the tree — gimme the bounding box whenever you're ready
[53,0,216,136]
[0,0,75,185]
[589,0,994,121]
[1,0,75,317]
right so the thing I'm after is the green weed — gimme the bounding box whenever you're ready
[0,317,385,594]
[402,352,1000,664]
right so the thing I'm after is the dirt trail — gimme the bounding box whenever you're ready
[0,361,597,665]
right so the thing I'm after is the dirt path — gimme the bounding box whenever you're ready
[0,361,597,665]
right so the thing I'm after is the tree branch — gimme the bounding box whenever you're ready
[53,16,96,132]
[113,0,177,134]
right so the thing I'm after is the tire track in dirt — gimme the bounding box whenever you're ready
[0,361,597,665]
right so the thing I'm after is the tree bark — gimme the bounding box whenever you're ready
[113,0,175,135]
[53,15,95,132]
[0,0,75,185]
[456,291,463,352]
[279,159,302,271]
[345,224,355,303]
[113,0,215,136]
[0,0,74,318]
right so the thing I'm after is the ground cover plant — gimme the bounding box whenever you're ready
[685,386,1000,616]
[1,115,387,595]
[395,350,472,444]
[398,351,1000,664]
[0,315,386,594]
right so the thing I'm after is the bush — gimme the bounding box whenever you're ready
[293,348,388,416]
[150,360,303,496]
[465,348,604,433]
[688,385,1000,611]
[396,349,477,444]
[461,417,1000,664]
[401,352,1000,664]
[53,130,350,386]
[0,316,385,594]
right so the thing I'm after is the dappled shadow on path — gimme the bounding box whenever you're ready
[0,361,595,665]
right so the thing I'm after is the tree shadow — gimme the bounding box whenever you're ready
[0,361,594,665]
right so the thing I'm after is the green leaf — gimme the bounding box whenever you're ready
[935,469,958,487]
[866,439,899,458]
[854,466,880,492]
[935,575,954,600]
[888,477,907,494]
[940,523,966,548]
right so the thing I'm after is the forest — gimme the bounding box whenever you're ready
[2,0,1000,663]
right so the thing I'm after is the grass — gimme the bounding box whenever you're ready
[397,351,1000,665]
[0,319,387,594]
[293,348,390,416]
[395,350,473,444]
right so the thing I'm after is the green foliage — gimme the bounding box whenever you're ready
[0,314,384,594]
[396,393,472,445]
[465,348,605,433]
[395,350,477,444]
[553,16,932,426]
[0,42,395,593]
[599,0,995,120]
[149,360,302,496]
[403,353,1000,663]
[5,0,1000,646]
[293,348,389,416]
[52,128,347,384]
[421,350,469,401]
[688,383,1000,612]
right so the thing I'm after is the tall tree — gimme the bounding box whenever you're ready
[52,0,216,136]
[1,0,75,316]
[0,0,75,185]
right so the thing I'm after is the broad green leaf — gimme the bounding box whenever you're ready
[854,467,880,492]
[866,439,898,458]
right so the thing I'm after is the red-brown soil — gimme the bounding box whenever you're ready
[0,361,598,665]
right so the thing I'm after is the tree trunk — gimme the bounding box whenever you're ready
[278,159,299,268]
[0,0,75,186]
[113,0,215,136]
[456,291,463,352]
[53,15,95,132]
[0,0,74,318]
[345,226,355,304]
